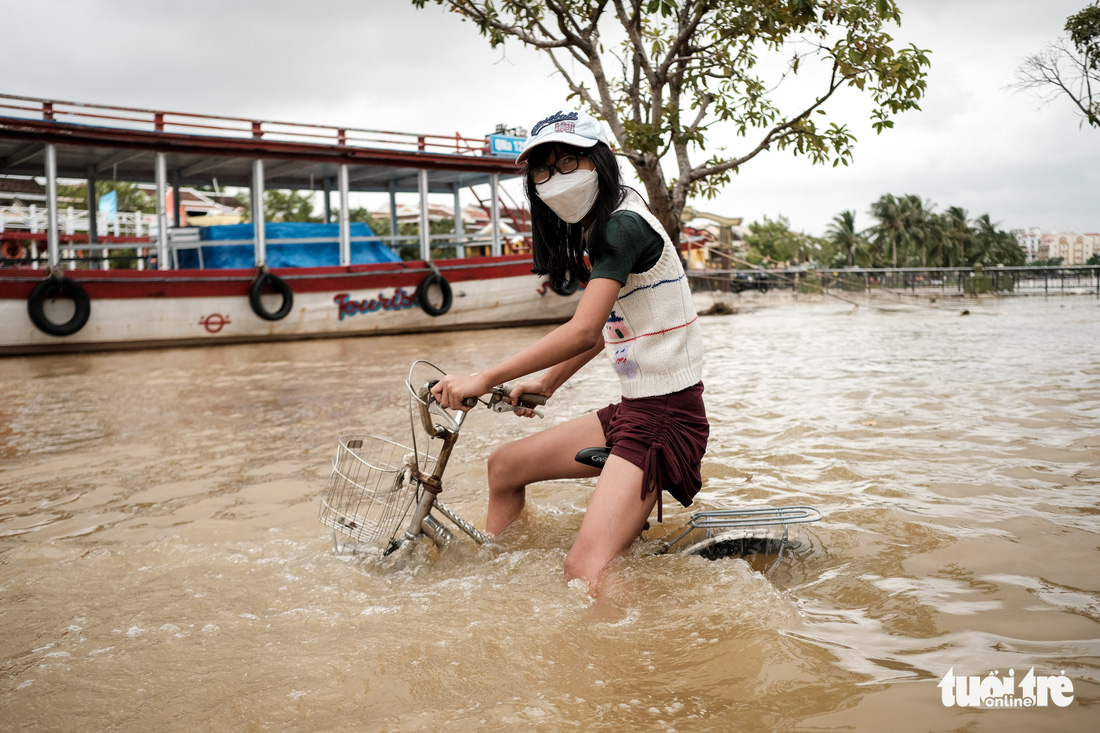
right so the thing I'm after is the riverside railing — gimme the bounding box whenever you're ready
[688,266,1100,296]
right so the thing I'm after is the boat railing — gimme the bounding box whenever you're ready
[164,231,529,269]
[0,204,153,237]
[2,227,533,271]
[0,93,491,156]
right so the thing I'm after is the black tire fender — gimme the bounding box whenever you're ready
[417,272,453,317]
[28,276,91,337]
[249,269,294,321]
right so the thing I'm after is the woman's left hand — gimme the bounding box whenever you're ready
[504,377,553,419]
[430,373,490,411]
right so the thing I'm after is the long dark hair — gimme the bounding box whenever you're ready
[523,142,624,285]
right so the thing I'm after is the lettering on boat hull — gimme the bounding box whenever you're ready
[334,289,418,320]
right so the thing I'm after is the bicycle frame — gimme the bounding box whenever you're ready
[398,380,494,551]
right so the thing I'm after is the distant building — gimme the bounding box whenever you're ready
[1,175,246,236]
[2,175,244,223]
[130,184,244,225]
[680,225,744,270]
[1011,227,1044,261]
[365,202,531,257]
[1013,228,1098,264]
[1044,231,1100,265]
[368,202,529,231]
[1037,233,1055,261]
[681,209,747,269]
[0,176,47,209]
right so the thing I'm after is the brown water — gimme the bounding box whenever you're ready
[2,294,1099,732]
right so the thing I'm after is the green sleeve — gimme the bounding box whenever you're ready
[589,211,664,285]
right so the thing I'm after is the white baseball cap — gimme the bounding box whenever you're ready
[516,109,609,163]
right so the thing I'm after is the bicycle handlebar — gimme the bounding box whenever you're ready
[425,380,547,409]
[416,379,549,438]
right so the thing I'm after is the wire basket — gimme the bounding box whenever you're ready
[319,434,436,549]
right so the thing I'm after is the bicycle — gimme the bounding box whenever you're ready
[318,360,822,567]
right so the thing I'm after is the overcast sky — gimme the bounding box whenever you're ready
[2,0,1097,236]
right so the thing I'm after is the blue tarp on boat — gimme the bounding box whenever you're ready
[176,222,400,269]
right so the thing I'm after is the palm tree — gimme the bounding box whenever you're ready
[870,197,1026,268]
[999,237,1025,265]
[968,214,1025,265]
[825,210,868,267]
[926,213,949,268]
[972,212,1007,264]
[899,194,934,266]
[991,226,1026,266]
[868,194,907,267]
[937,206,971,268]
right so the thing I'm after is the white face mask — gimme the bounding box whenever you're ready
[535,169,599,224]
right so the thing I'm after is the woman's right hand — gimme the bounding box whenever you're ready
[431,373,491,412]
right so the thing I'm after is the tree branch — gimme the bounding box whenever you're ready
[1016,40,1099,127]
[437,0,574,50]
[691,58,854,181]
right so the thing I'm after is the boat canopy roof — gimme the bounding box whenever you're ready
[0,93,522,193]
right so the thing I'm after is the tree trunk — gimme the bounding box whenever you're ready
[628,159,682,248]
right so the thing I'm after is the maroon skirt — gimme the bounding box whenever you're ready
[596,382,709,521]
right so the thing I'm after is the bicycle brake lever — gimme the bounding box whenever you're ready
[474,386,546,417]
[430,401,462,431]
[489,399,543,418]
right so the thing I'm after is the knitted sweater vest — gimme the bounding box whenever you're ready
[601,190,704,398]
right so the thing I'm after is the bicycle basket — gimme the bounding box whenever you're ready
[318,434,436,549]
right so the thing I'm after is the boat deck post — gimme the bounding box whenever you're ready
[453,182,465,259]
[388,181,398,255]
[338,164,350,266]
[418,169,430,262]
[155,152,169,270]
[251,159,265,267]
[45,144,60,268]
[490,173,501,257]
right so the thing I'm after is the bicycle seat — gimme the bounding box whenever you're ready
[574,446,611,469]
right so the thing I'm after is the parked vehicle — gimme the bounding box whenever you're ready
[731,270,770,293]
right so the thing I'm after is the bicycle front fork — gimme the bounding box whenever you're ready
[403,484,452,546]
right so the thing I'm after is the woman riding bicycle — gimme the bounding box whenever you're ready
[431,109,709,596]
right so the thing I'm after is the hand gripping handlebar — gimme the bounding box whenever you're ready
[417,380,550,438]
[464,384,548,415]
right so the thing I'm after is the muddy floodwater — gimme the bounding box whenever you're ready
[2,294,1099,731]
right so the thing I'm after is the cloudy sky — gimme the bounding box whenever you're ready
[2,0,1097,236]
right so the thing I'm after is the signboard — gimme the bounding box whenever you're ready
[488,135,526,158]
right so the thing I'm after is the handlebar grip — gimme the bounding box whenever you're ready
[500,385,548,407]
[467,392,545,408]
